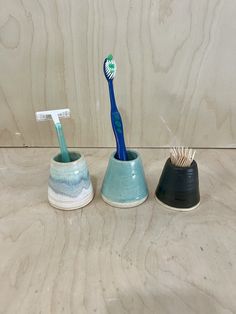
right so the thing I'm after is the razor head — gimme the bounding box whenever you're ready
[104,55,116,80]
[35,109,70,122]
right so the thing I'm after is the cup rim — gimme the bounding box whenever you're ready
[51,151,84,166]
[111,150,140,163]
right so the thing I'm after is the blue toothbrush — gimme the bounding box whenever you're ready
[103,55,128,161]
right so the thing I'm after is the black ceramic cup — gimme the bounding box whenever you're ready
[155,158,200,211]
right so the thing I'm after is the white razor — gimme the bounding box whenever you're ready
[35,108,70,123]
[35,108,71,163]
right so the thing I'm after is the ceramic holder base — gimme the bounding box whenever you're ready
[155,158,200,211]
[101,150,148,208]
[48,151,94,210]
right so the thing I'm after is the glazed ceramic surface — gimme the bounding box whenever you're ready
[101,150,148,208]
[48,152,93,210]
[155,158,200,211]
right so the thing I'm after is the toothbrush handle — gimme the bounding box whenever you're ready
[108,81,128,161]
[55,123,71,162]
[111,111,128,160]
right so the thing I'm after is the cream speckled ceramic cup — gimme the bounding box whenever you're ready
[48,152,94,210]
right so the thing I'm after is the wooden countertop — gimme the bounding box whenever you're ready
[0,148,235,314]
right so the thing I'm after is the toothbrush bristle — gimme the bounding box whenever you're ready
[104,58,116,80]
[107,54,113,61]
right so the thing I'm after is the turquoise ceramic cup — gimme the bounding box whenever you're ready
[101,150,148,208]
[48,151,94,210]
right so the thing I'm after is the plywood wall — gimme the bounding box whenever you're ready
[0,0,235,147]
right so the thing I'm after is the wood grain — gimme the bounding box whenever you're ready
[0,148,235,313]
[0,0,235,147]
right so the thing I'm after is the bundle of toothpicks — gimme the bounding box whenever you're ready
[170,147,196,167]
